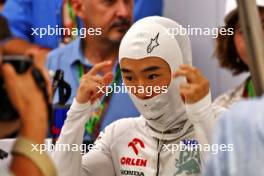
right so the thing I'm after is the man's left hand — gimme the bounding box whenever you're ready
[173,65,210,104]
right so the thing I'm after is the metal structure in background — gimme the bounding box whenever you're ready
[236,0,264,96]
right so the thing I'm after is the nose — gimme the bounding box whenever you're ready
[134,80,152,100]
[116,1,131,19]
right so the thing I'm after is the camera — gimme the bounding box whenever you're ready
[0,55,32,122]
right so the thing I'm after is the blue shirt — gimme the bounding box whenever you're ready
[204,97,264,176]
[1,0,163,49]
[46,38,140,132]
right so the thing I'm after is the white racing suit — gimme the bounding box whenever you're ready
[52,93,224,176]
[52,16,226,176]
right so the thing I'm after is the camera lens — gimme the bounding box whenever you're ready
[2,56,32,73]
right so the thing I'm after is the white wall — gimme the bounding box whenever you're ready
[163,0,249,99]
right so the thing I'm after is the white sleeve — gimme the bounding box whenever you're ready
[81,126,115,176]
[185,91,227,162]
[185,91,226,142]
[52,99,115,176]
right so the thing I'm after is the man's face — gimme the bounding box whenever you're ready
[120,57,171,99]
[81,0,134,43]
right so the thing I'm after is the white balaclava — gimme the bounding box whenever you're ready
[119,16,193,140]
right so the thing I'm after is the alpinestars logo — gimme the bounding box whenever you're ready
[128,138,145,155]
[147,32,160,53]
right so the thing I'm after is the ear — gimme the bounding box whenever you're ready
[72,0,86,19]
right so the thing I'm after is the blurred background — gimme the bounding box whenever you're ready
[164,0,248,98]
[0,0,248,99]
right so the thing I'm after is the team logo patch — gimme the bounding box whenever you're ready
[174,150,201,175]
[120,157,147,167]
[128,138,145,155]
[120,138,147,167]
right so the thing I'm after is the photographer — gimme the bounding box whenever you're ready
[0,15,56,176]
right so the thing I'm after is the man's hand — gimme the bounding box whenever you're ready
[173,65,210,104]
[1,62,52,143]
[1,58,53,176]
[76,61,114,104]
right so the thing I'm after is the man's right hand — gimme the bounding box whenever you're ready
[76,61,114,104]
[1,61,52,143]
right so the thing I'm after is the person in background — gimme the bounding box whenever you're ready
[204,96,264,176]
[203,1,264,175]
[213,0,264,108]
[46,0,140,142]
[0,0,5,11]
[0,15,56,176]
[0,0,163,61]
[188,0,264,152]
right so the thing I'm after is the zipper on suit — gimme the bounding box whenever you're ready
[156,139,163,176]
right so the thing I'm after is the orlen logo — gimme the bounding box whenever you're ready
[128,138,145,155]
[120,138,147,167]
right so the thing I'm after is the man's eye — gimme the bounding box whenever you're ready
[124,76,133,81]
[148,74,159,80]
[102,0,115,5]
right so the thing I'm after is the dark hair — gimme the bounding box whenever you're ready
[0,15,11,42]
[214,13,249,75]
